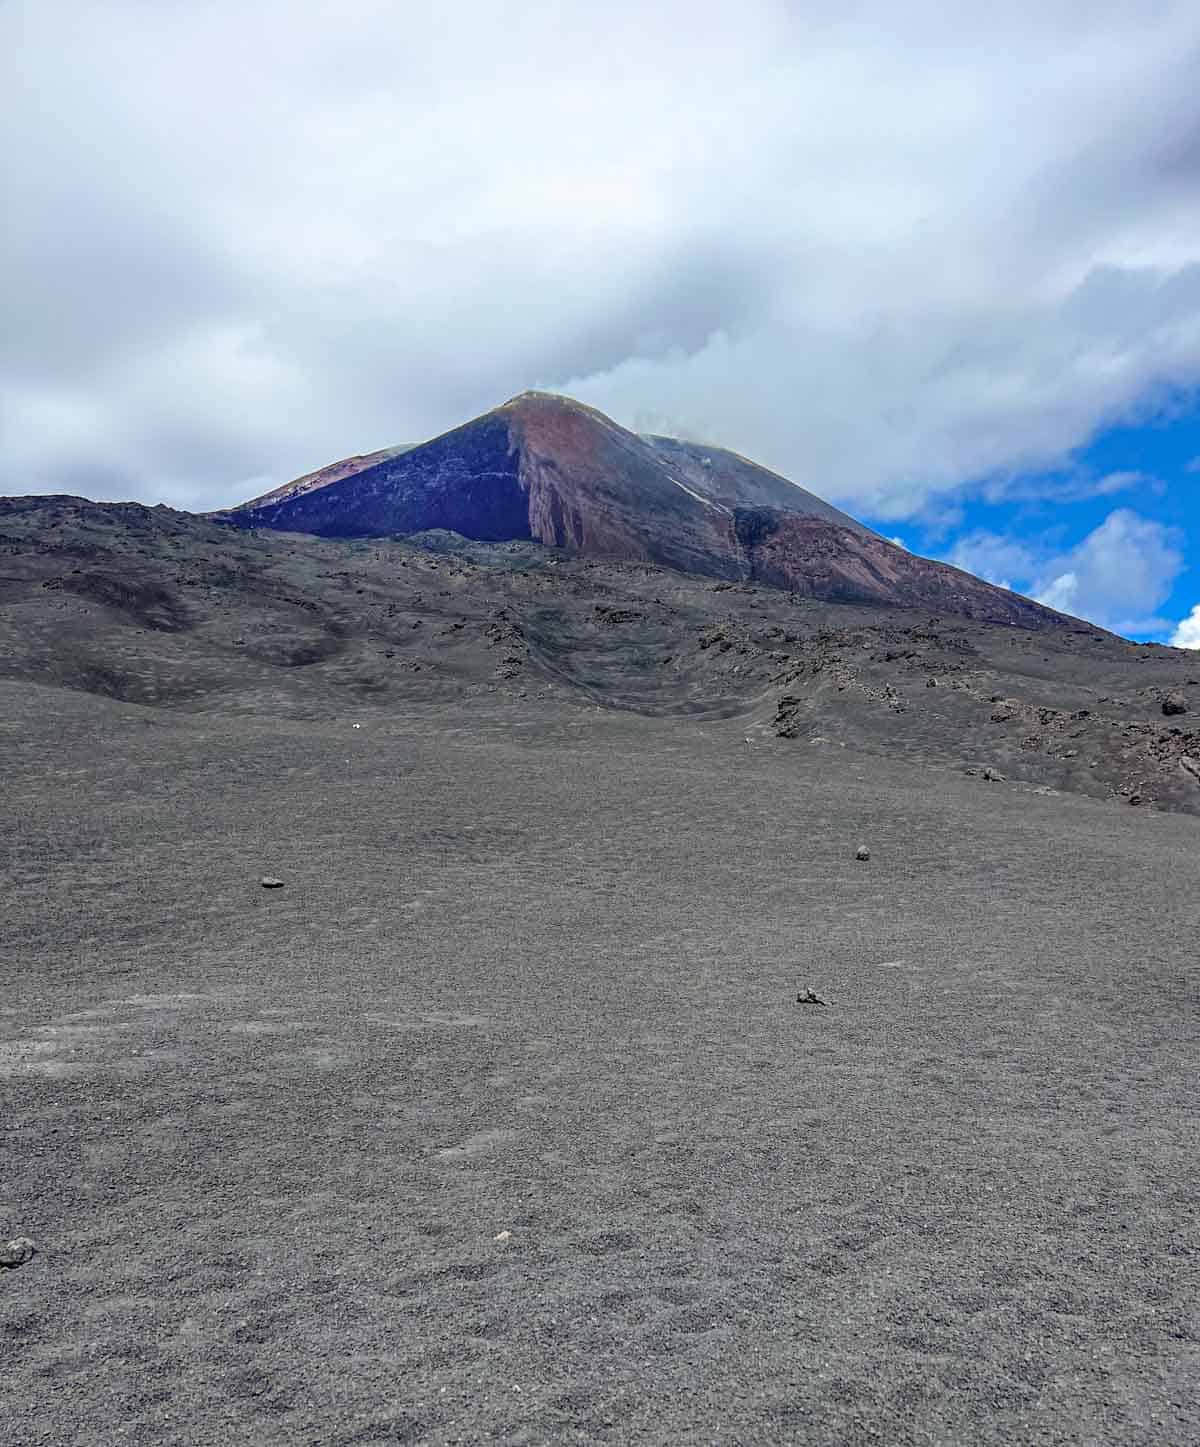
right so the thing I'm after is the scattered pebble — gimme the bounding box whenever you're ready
[0,1237,36,1269]
[796,989,827,1006]
[493,1230,512,1243]
[260,876,285,889]
[982,766,1005,782]
[855,844,870,861]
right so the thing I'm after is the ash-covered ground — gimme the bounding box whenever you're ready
[2,496,1199,1444]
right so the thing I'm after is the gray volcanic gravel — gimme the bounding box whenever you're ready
[3,683,1199,1446]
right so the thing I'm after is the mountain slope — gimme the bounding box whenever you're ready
[223,391,1065,629]
[233,444,416,511]
[642,434,873,530]
[3,493,1199,813]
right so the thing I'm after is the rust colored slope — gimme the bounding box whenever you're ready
[232,444,415,512]
[734,509,1064,628]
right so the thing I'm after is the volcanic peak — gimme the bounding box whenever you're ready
[223,392,1067,630]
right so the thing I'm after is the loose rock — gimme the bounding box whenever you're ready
[260,876,285,889]
[796,989,827,1006]
[1162,693,1188,716]
[855,844,870,861]
[0,1237,36,1269]
[982,766,1005,782]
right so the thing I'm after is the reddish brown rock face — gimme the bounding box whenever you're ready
[507,394,733,577]
[732,511,1057,628]
[222,391,1068,630]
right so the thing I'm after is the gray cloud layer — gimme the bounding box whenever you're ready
[4,0,1200,517]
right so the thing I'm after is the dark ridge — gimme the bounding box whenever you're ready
[230,415,533,542]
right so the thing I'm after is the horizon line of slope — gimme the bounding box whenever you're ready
[2,491,1199,814]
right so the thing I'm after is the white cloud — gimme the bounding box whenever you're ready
[946,533,1040,592]
[1036,571,1082,613]
[1171,604,1200,648]
[946,508,1185,633]
[1094,471,1156,497]
[979,469,1167,505]
[1032,510,1185,630]
[3,1,1200,516]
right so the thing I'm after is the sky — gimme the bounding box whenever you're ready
[3,1,1200,645]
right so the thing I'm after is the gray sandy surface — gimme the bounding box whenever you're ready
[3,684,1198,1445]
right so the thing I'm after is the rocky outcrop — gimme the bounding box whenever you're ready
[222,391,1070,630]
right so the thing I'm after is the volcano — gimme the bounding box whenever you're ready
[224,392,1063,629]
